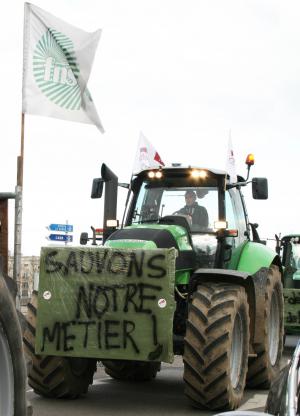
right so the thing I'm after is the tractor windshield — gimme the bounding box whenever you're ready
[131,181,219,233]
[284,238,300,281]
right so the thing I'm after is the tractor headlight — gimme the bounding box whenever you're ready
[148,170,163,179]
[190,169,207,179]
[106,219,119,228]
[214,220,228,230]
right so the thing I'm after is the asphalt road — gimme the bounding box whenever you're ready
[27,337,298,416]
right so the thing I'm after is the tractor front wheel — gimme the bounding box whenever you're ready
[0,273,27,415]
[23,291,96,398]
[247,265,284,389]
[183,282,250,411]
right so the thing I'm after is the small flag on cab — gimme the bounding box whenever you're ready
[226,130,237,185]
[132,132,165,174]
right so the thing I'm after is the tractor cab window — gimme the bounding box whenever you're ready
[283,238,300,287]
[291,243,300,277]
[129,178,221,269]
[225,192,237,229]
[131,181,219,233]
[225,189,248,245]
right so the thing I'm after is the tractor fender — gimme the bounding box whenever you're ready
[237,241,282,276]
[188,267,276,346]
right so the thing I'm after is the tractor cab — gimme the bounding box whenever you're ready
[124,166,229,270]
[88,161,269,284]
[121,165,266,269]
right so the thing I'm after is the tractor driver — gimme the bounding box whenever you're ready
[175,190,209,228]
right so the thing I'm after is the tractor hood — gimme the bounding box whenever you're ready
[105,224,192,251]
[104,224,196,275]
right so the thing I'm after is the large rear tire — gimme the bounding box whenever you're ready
[102,359,161,381]
[23,291,96,398]
[0,273,27,416]
[247,265,284,388]
[183,282,249,411]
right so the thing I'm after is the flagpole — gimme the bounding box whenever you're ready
[13,113,25,304]
[19,112,25,186]
[224,130,230,192]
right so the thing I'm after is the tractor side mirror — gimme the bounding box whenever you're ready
[80,232,88,245]
[252,177,268,200]
[91,178,104,199]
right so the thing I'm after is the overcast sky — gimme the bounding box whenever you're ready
[1,0,299,255]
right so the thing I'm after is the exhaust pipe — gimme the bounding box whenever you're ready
[101,163,118,242]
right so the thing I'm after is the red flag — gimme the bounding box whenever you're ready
[154,151,165,166]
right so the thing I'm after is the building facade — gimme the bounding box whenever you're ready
[8,255,40,307]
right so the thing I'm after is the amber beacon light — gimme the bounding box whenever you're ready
[245,153,255,166]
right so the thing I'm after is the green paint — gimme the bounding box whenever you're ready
[105,239,157,250]
[128,224,192,250]
[237,241,276,275]
[227,241,248,270]
[33,29,82,110]
[35,247,176,363]
[176,270,190,284]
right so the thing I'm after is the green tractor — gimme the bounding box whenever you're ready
[23,157,284,411]
[275,234,300,336]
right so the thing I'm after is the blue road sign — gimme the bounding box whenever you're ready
[48,224,73,232]
[49,234,73,242]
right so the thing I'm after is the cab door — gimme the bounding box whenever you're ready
[225,189,248,269]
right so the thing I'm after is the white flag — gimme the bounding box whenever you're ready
[132,132,165,174]
[226,133,237,183]
[22,3,104,132]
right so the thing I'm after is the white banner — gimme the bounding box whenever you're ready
[22,3,104,132]
[132,132,165,174]
[226,133,237,184]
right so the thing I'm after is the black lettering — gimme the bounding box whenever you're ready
[127,251,144,277]
[76,284,94,319]
[105,320,120,349]
[123,320,139,353]
[123,284,139,312]
[41,322,61,352]
[61,321,75,351]
[77,321,96,348]
[45,250,65,274]
[138,283,162,314]
[80,250,94,274]
[107,251,127,274]
[107,286,119,312]
[147,254,166,278]
[93,287,109,318]
[65,251,78,275]
[95,249,109,273]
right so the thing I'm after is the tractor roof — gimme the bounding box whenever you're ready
[135,165,245,182]
[281,234,300,240]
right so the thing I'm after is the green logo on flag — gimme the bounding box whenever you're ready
[33,29,81,110]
